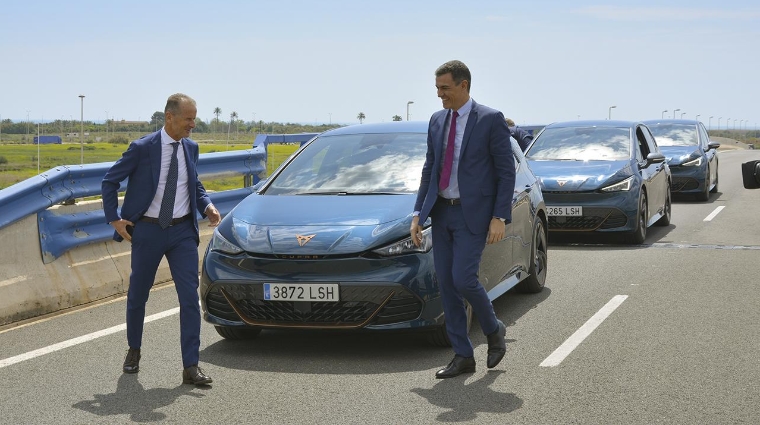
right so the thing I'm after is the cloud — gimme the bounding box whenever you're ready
[574,6,760,21]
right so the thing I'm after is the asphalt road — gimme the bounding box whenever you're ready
[1,149,759,424]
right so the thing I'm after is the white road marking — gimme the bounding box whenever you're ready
[0,307,179,369]
[540,295,628,367]
[0,275,28,288]
[704,206,725,222]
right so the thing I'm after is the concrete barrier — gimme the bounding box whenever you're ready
[0,199,214,326]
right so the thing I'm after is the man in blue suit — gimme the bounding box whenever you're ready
[411,60,516,379]
[102,93,221,385]
[506,118,534,151]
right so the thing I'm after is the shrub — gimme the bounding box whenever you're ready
[0,156,7,165]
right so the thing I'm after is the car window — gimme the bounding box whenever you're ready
[636,127,651,160]
[647,123,698,147]
[641,126,659,154]
[525,126,631,161]
[264,132,428,195]
[697,123,710,149]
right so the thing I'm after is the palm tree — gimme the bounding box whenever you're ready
[357,112,366,124]
[227,111,238,149]
[392,115,402,121]
[213,107,222,135]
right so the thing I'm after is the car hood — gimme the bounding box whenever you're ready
[658,146,701,165]
[227,194,415,254]
[528,160,632,191]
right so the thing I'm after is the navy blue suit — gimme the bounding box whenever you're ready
[509,126,533,152]
[102,130,212,368]
[414,100,516,357]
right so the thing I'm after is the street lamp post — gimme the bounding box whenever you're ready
[708,116,713,130]
[662,110,668,119]
[608,105,616,120]
[79,95,85,164]
[734,119,737,130]
[681,112,686,119]
[104,110,108,141]
[673,109,680,119]
[406,101,414,121]
[726,118,730,130]
[696,114,700,122]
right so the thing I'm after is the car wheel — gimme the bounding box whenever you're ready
[516,217,548,293]
[214,325,262,340]
[655,185,672,226]
[696,169,710,201]
[628,192,647,244]
[710,162,719,193]
[427,301,473,347]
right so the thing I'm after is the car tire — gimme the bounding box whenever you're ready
[697,169,710,201]
[710,162,719,193]
[516,217,548,293]
[214,325,262,340]
[628,192,647,244]
[655,185,672,226]
[427,301,473,347]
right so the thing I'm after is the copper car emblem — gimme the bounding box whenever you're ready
[557,180,567,187]
[296,234,316,247]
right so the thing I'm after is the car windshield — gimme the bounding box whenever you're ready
[647,124,697,147]
[264,132,427,195]
[526,126,631,161]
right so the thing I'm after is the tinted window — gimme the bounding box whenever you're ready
[265,132,428,195]
[526,126,631,161]
[647,123,697,147]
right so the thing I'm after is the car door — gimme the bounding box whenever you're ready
[636,125,667,221]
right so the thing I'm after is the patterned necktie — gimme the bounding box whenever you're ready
[439,110,459,190]
[158,142,179,229]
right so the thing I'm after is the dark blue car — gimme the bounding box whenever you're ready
[643,119,719,201]
[200,121,548,346]
[525,120,671,244]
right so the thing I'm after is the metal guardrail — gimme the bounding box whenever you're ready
[0,133,319,264]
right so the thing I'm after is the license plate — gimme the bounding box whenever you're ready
[547,206,583,216]
[263,283,339,302]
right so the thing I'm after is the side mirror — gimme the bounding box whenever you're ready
[742,160,760,189]
[707,141,721,151]
[645,152,666,166]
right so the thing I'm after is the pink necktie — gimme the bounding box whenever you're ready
[439,111,459,190]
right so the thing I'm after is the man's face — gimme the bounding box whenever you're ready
[436,73,469,111]
[165,101,197,140]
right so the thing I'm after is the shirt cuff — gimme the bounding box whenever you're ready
[412,211,420,217]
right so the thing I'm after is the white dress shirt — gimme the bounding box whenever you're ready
[439,97,473,199]
[144,128,191,219]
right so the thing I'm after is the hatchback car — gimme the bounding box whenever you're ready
[643,119,719,201]
[201,121,548,346]
[525,120,671,244]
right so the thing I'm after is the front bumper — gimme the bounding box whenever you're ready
[542,190,638,232]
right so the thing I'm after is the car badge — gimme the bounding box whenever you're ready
[557,180,567,187]
[296,234,316,247]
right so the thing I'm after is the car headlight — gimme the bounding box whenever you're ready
[210,229,244,255]
[600,176,633,192]
[372,227,433,256]
[682,156,703,167]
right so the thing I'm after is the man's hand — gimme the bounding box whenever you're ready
[487,218,506,245]
[206,205,222,227]
[410,216,423,247]
[111,219,135,242]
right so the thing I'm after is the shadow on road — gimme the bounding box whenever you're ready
[199,288,551,375]
[72,373,207,422]
[410,371,523,422]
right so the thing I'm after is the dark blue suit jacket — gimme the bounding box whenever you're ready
[101,130,212,242]
[509,126,533,151]
[414,100,516,234]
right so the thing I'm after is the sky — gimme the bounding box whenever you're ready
[2,0,759,129]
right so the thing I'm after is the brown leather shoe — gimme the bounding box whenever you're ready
[435,355,476,379]
[183,365,213,385]
[122,348,140,374]
[486,319,507,368]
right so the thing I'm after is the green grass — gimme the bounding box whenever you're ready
[0,135,300,192]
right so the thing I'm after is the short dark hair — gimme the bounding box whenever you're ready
[435,60,471,92]
[165,93,196,115]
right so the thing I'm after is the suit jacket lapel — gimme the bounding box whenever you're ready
[149,133,162,195]
[460,100,478,157]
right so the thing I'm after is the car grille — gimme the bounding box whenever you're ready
[672,176,699,192]
[205,284,422,328]
[548,207,628,231]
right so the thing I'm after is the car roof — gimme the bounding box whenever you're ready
[544,120,642,130]
[322,121,429,136]
[642,119,699,125]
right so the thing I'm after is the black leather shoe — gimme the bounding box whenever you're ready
[122,348,140,374]
[435,355,476,379]
[183,365,213,385]
[486,319,507,368]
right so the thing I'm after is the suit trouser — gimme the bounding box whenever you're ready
[431,202,499,358]
[126,219,201,368]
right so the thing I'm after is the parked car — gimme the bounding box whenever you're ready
[201,121,548,346]
[525,120,671,244]
[643,119,719,201]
